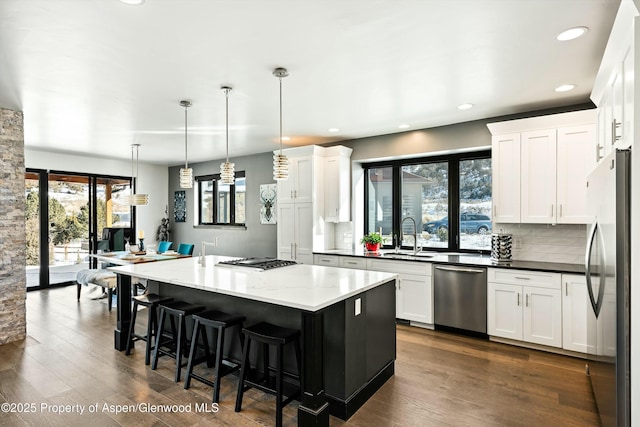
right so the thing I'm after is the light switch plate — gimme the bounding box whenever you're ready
[355,298,361,316]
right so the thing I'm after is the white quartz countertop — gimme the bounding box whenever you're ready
[108,255,397,312]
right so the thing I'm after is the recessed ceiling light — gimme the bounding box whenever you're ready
[398,124,410,129]
[120,0,145,5]
[557,26,589,41]
[457,103,474,110]
[328,128,339,133]
[555,84,576,92]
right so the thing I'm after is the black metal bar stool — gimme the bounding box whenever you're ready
[183,309,246,403]
[151,300,205,382]
[125,293,174,365]
[235,321,302,427]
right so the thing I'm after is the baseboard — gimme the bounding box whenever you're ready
[326,360,394,420]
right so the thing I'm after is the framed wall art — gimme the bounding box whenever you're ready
[174,190,186,222]
[259,184,277,224]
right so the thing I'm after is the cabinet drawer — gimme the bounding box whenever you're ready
[367,259,432,276]
[313,254,339,267]
[339,257,367,269]
[488,268,561,289]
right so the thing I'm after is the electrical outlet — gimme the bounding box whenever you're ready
[514,237,522,249]
[355,298,361,316]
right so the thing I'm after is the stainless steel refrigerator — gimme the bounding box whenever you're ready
[585,149,631,427]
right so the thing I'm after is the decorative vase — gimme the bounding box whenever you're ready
[139,238,145,251]
[365,242,380,253]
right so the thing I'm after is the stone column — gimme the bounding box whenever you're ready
[0,108,26,345]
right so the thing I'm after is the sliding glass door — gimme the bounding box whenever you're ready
[25,170,131,290]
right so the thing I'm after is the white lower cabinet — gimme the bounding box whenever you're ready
[313,254,339,267]
[562,273,596,353]
[367,259,433,324]
[487,268,562,348]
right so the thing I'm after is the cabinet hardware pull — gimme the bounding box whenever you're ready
[595,142,604,162]
[559,204,563,218]
[517,293,520,306]
[526,294,529,307]
[612,119,622,143]
[514,276,530,280]
[551,204,554,217]
[565,283,568,296]
[434,265,485,274]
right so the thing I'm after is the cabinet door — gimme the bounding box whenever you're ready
[293,156,314,203]
[314,254,339,267]
[611,64,624,150]
[277,204,295,261]
[562,274,596,353]
[491,134,521,223]
[523,286,562,348]
[556,125,595,224]
[622,44,634,149]
[397,273,433,324]
[487,282,522,340]
[596,105,607,164]
[521,129,557,223]
[294,202,314,264]
[324,156,350,222]
[277,157,295,204]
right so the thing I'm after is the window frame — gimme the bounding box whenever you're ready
[363,150,491,254]
[195,171,246,228]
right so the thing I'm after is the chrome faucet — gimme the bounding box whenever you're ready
[400,216,421,255]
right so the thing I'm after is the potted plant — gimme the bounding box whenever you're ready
[360,232,385,253]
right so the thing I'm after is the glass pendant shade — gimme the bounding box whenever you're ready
[273,153,289,180]
[220,86,235,184]
[126,144,149,206]
[220,161,235,185]
[179,167,193,188]
[273,67,289,181]
[179,100,193,189]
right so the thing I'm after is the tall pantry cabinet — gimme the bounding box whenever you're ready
[275,145,352,264]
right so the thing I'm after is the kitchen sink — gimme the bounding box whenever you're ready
[381,252,433,260]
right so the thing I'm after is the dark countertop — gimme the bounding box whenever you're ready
[314,248,585,275]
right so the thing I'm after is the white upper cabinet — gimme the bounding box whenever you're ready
[491,133,521,223]
[590,0,637,163]
[323,146,352,223]
[556,124,596,224]
[488,110,596,225]
[520,129,557,223]
[278,155,314,204]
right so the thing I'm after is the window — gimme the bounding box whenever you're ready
[364,151,492,253]
[196,171,246,226]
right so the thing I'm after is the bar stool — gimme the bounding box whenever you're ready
[183,310,246,403]
[151,300,205,382]
[125,293,174,365]
[235,321,302,427]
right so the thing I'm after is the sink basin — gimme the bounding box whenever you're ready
[381,252,433,260]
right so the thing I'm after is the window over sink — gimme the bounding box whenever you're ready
[364,151,492,253]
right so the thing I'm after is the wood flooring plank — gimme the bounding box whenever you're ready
[0,286,600,427]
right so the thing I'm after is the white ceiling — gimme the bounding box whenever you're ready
[0,0,619,166]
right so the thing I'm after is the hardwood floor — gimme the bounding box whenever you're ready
[0,286,599,426]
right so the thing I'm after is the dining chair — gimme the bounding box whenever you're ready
[157,241,173,254]
[177,243,195,256]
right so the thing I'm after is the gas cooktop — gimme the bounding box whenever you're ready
[216,257,297,271]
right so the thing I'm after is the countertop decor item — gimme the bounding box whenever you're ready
[490,232,513,263]
[360,232,384,253]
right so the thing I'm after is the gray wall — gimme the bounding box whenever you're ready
[168,103,595,257]
[168,151,277,258]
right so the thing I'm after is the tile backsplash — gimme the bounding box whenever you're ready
[495,223,587,264]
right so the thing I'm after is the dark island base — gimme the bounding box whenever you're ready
[115,276,396,426]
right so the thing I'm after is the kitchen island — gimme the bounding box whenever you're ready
[109,255,397,426]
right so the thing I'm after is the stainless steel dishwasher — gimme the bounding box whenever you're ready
[434,264,487,334]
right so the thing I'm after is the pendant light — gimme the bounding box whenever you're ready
[179,100,193,188]
[273,67,289,181]
[127,143,149,205]
[220,86,235,185]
